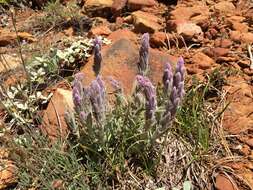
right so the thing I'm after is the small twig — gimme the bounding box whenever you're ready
[247,44,253,70]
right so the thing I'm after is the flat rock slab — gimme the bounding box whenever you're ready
[81,30,177,94]
[42,88,74,141]
[223,76,253,134]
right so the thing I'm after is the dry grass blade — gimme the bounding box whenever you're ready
[247,44,253,70]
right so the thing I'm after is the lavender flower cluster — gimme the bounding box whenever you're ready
[70,33,186,142]
[136,33,186,140]
[136,75,157,123]
[153,57,185,140]
[72,73,106,125]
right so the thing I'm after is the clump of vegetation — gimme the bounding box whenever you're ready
[2,34,228,189]
[55,37,110,70]
[0,36,109,129]
[62,34,185,188]
[31,0,91,33]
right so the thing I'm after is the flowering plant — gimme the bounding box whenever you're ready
[66,33,186,177]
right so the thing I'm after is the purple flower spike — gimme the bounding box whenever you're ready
[163,62,173,93]
[90,76,106,123]
[108,76,122,92]
[72,73,92,118]
[93,37,102,76]
[72,74,84,111]
[136,75,157,122]
[174,57,185,99]
[138,33,150,75]
[176,57,185,78]
[153,57,186,141]
[79,111,88,124]
[165,57,185,117]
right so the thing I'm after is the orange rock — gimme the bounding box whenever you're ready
[0,29,36,46]
[230,31,241,42]
[88,25,112,37]
[244,138,253,148]
[84,0,113,16]
[17,32,37,43]
[42,88,74,141]
[0,160,17,189]
[243,68,253,76]
[131,11,163,33]
[230,31,253,43]
[215,174,238,190]
[214,38,233,48]
[241,32,253,43]
[249,151,253,160]
[108,29,138,42]
[127,0,156,11]
[111,0,127,14]
[223,76,253,134]
[231,22,249,33]
[227,16,246,23]
[204,47,230,58]
[170,5,209,21]
[174,20,203,41]
[85,0,113,8]
[190,15,209,28]
[115,16,124,26]
[191,52,214,70]
[150,32,168,48]
[214,2,236,14]
[240,144,251,156]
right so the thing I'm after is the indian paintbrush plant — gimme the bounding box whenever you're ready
[65,33,186,185]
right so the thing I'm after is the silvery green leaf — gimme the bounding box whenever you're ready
[69,56,75,63]
[56,51,67,59]
[35,57,45,62]
[30,71,37,76]
[10,86,16,91]
[37,68,45,75]
[36,91,42,98]
[29,95,35,99]
[7,91,14,99]
[183,181,192,190]
[16,103,28,110]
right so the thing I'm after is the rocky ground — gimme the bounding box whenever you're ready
[0,0,253,189]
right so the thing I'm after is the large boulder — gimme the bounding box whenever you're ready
[81,29,177,94]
